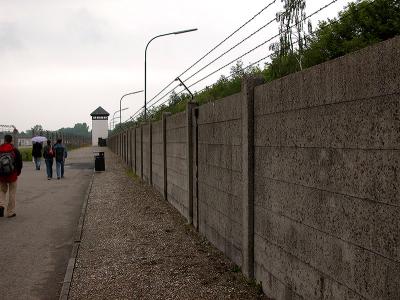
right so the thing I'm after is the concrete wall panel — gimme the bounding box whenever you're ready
[198,144,242,172]
[255,178,400,262]
[166,168,187,189]
[166,154,187,174]
[196,96,243,267]
[166,143,186,159]
[198,200,242,266]
[198,164,242,198]
[254,208,400,299]
[165,111,188,218]
[253,37,400,299]
[152,120,163,194]
[167,182,188,217]
[198,182,242,226]
[142,124,151,182]
[254,235,366,300]
[135,127,141,175]
[166,111,186,130]
[197,93,241,124]
[255,94,400,149]
[254,37,400,116]
[198,120,241,146]
[255,147,400,207]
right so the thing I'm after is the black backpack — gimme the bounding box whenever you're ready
[0,151,15,176]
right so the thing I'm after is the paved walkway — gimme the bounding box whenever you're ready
[68,149,267,300]
[0,147,93,300]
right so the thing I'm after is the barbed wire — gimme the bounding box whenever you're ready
[115,0,372,133]
[144,0,278,109]
[183,17,277,83]
[145,0,340,111]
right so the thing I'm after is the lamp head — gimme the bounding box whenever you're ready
[173,28,198,35]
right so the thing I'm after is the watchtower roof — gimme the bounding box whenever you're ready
[90,106,110,117]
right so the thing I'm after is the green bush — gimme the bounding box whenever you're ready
[19,148,32,162]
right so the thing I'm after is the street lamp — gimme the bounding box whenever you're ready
[120,90,143,125]
[112,107,129,130]
[144,28,198,119]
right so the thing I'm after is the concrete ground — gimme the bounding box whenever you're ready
[0,147,93,300]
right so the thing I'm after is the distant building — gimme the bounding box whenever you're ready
[0,127,23,147]
[18,135,32,148]
[90,106,109,146]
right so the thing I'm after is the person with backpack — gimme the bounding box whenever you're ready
[53,138,67,180]
[32,141,43,170]
[0,135,23,218]
[43,140,54,180]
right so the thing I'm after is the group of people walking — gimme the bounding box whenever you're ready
[0,135,68,219]
[32,139,67,180]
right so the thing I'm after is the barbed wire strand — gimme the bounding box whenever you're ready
[183,17,277,83]
[186,0,340,89]
[145,0,343,112]
[118,0,357,131]
[145,0,278,108]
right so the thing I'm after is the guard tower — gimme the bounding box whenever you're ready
[90,106,110,146]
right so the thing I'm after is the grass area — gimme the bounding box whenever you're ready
[126,169,140,181]
[18,145,88,162]
[19,147,32,162]
[231,265,242,273]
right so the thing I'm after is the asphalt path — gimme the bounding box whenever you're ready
[0,147,94,300]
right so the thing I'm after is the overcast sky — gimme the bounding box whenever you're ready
[0,0,352,132]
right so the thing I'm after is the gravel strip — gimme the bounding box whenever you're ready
[69,149,268,300]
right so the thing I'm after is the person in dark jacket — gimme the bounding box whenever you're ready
[43,140,54,180]
[32,141,43,170]
[0,135,23,218]
[53,138,67,179]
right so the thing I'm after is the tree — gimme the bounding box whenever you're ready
[271,0,310,71]
[29,124,43,136]
[58,123,90,137]
[230,60,245,79]
[73,123,90,136]
[268,0,400,80]
[303,0,400,68]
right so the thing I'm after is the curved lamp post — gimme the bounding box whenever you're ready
[144,28,197,120]
[112,107,129,130]
[120,90,143,125]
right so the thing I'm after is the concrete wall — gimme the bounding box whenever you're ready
[129,128,135,170]
[135,127,141,176]
[108,37,400,300]
[196,93,243,266]
[152,120,163,195]
[253,36,400,299]
[142,123,151,183]
[165,112,189,218]
[123,131,128,165]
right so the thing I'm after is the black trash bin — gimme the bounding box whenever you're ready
[94,151,105,171]
[98,138,107,147]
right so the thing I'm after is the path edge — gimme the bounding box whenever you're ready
[59,171,95,300]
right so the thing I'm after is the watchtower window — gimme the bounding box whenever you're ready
[92,116,108,120]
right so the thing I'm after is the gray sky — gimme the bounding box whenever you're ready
[0,0,352,132]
